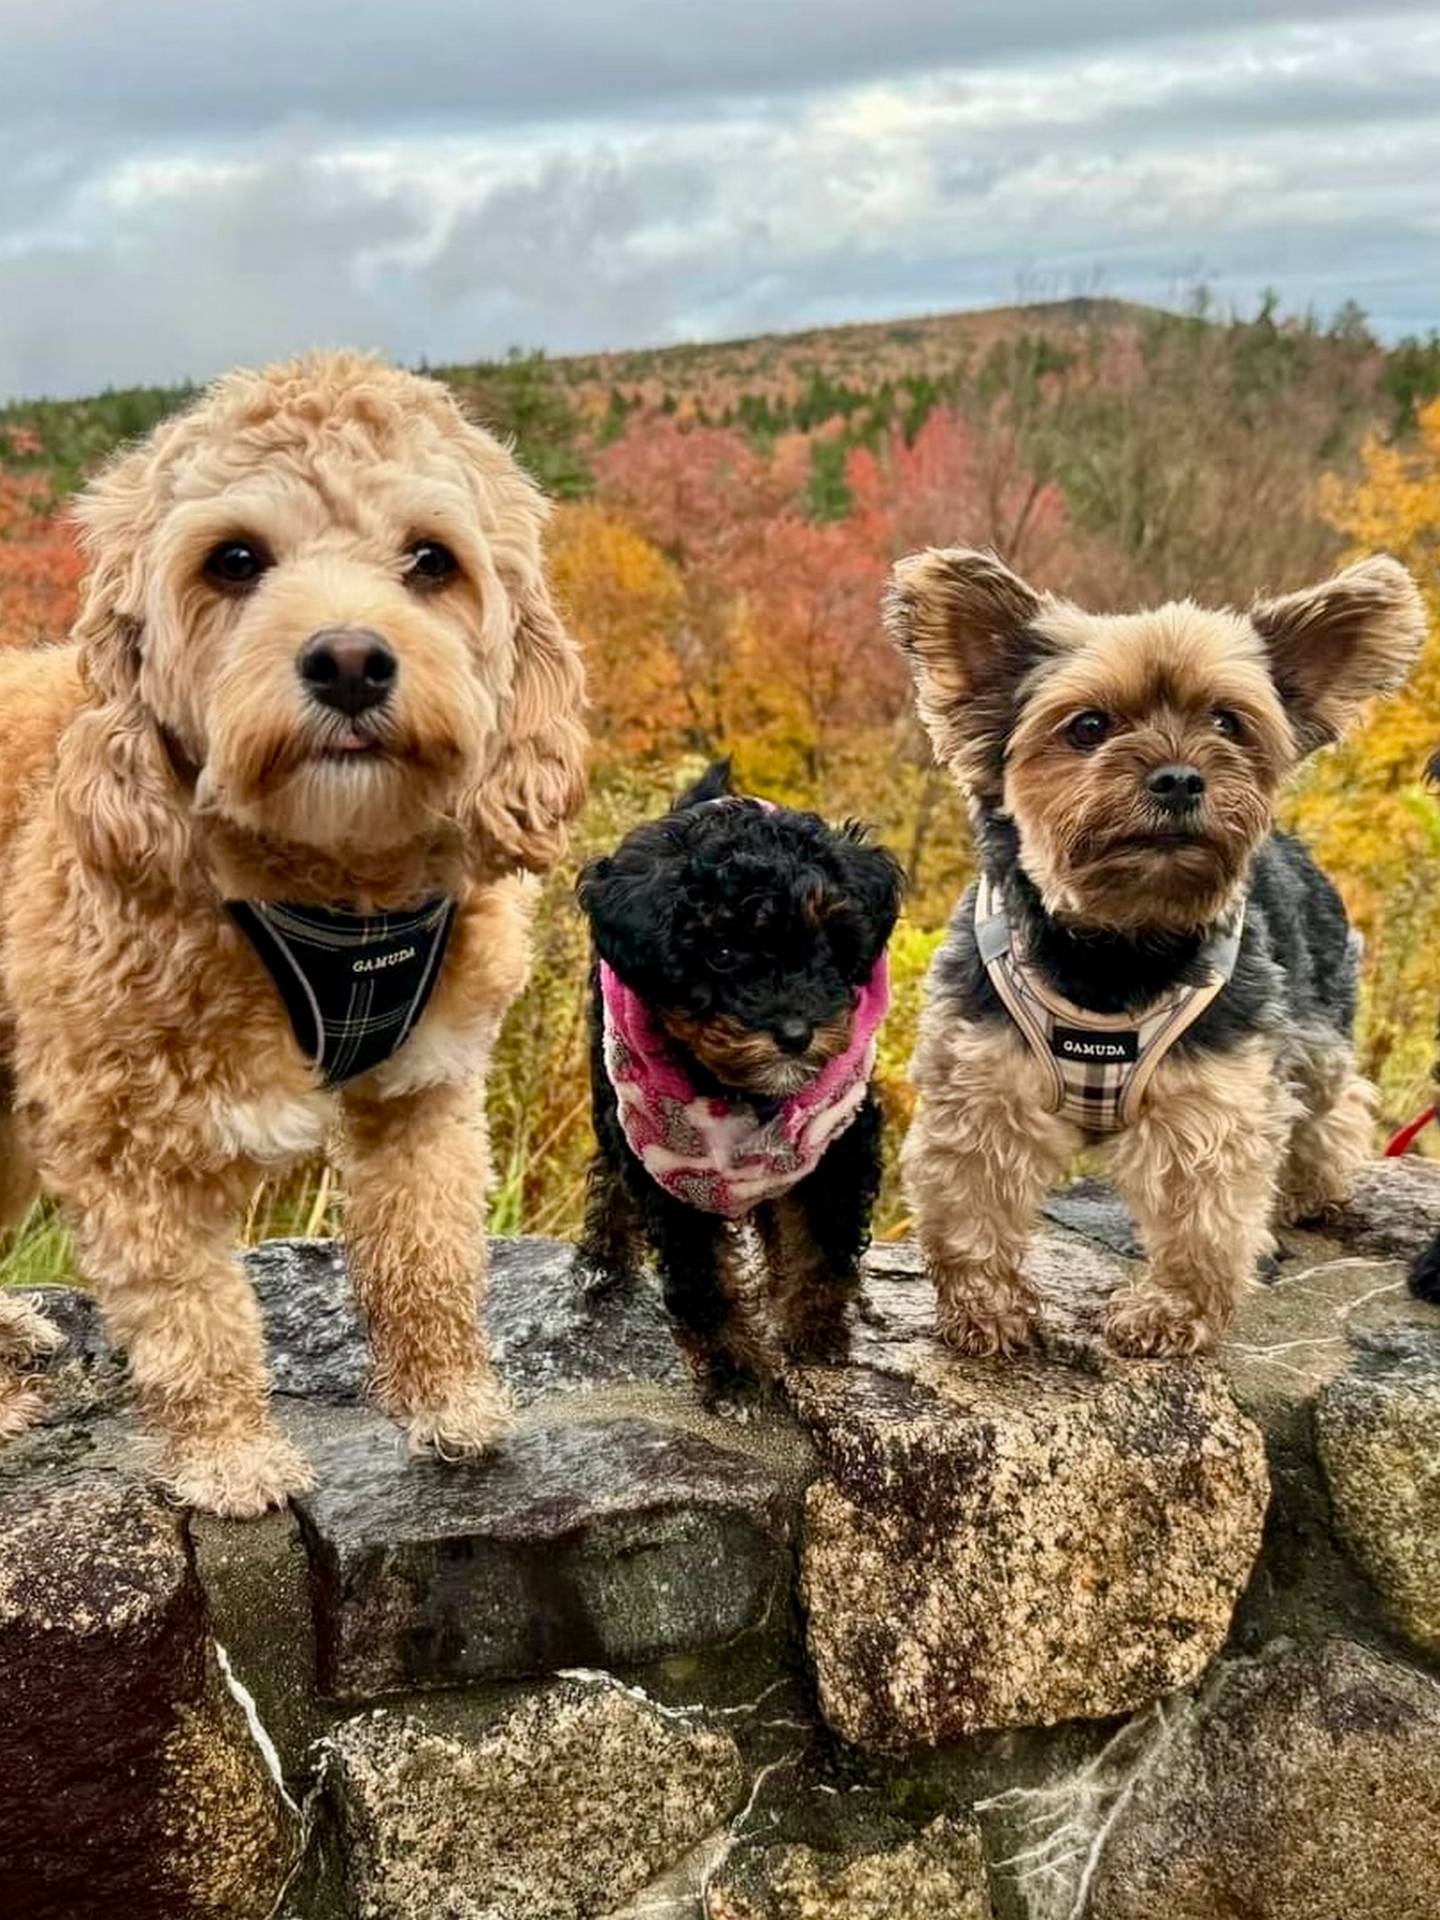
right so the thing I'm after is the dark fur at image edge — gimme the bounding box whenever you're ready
[1410,751,1440,1301]
[934,809,1359,1065]
[575,761,902,1398]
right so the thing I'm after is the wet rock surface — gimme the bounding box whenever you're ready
[1085,1639,1440,1920]
[0,1473,298,1920]
[793,1231,1269,1749]
[326,1675,744,1920]
[297,1407,800,1698]
[251,1235,689,1404]
[1315,1326,1440,1656]
[4,1159,1439,1919]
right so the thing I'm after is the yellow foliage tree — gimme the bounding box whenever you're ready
[546,502,688,755]
[1287,398,1440,1116]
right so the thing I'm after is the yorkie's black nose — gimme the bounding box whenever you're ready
[1146,763,1206,813]
[773,1015,814,1055]
[298,628,397,718]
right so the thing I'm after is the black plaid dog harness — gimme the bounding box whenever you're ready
[974,874,1243,1132]
[229,896,456,1087]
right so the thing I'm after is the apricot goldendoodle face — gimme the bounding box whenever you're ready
[71,353,584,863]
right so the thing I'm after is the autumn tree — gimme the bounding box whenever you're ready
[0,467,82,648]
[1286,398,1440,1115]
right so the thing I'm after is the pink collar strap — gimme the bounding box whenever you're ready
[599,955,889,1218]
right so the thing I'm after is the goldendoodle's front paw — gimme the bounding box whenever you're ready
[403,1374,515,1460]
[0,1295,65,1441]
[0,1379,45,1442]
[160,1424,315,1518]
[0,1292,64,1365]
[932,1266,1040,1357]
[1104,1286,1218,1358]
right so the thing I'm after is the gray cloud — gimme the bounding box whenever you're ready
[0,5,1435,401]
[7,0,1432,137]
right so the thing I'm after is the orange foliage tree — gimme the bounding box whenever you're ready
[0,467,82,648]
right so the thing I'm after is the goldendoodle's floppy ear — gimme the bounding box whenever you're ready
[470,565,587,875]
[60,445,190,881]
[69,443,162,701]
[1251,554,1427,753]
[885,547,1055,800]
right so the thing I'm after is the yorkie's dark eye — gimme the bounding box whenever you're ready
[1212,708,1244,741]
[709,944,742,974]
[1066,709,1113,751]
[204,539,271,590]
[406,539,459,588]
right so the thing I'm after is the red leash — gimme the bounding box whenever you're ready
[1385,1104,1438,1157]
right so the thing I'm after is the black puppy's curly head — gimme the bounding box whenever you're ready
[578,760,904,1096]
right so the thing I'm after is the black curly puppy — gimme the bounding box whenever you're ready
[576,762,903,1399]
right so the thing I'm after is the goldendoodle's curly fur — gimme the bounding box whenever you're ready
[0,351,586,1515]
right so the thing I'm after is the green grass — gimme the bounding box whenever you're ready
[0,1167,348,1292]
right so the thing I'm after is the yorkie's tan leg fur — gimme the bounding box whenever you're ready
[340,1076,512,1455]
[1105,1040,1296,1356]
[68,1168,311,1515]
[1276,1040,1376,1225]
[904,1016,1077,1355]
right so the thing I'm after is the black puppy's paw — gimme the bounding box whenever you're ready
[704,1373,785,1425]
[570,1250,643,1301]
[1409,1233,1440,1304]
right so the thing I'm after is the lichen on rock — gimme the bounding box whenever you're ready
[327,1675,746,1920]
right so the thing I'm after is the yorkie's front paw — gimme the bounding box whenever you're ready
[932,1268,1040,1357]
[1104,1286,1217,1358]
[403,1374,515,1460]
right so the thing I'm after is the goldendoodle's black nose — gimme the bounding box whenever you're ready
[773,1015,813,1055]
[298,628,397,717]
[1146,762,1206,812]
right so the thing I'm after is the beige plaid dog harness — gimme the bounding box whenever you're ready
[974,874,1244,1133]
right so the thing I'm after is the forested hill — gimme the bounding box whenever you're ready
[1,293,1437,1243]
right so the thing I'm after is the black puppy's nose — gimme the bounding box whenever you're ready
[773,1015,814,1056]
[298,628,397,718]
[1146,763,1206,813]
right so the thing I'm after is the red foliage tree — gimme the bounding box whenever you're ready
[0,471,82,648]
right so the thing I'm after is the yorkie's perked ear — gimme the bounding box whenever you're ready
[885,547,1054,801]
[1250,554,1427,754]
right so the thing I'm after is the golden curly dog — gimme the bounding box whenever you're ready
[0,352,586,1516]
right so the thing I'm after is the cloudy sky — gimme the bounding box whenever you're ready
[2,0,1436,401]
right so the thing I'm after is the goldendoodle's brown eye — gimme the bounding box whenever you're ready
[406,540,459,588]
[1066,709,1113,751]
[1212,708,1244,741]
[204,540,271,589]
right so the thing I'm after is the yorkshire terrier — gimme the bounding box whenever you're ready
[575,762,903,1400]
[888,548,1425,1357]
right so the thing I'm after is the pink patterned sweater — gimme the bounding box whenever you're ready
[599,957,890,1219]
